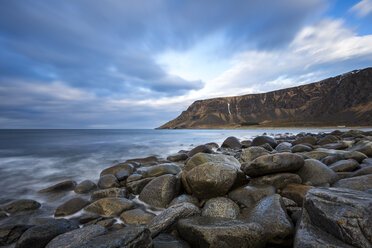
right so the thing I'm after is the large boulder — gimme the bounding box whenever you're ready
[148,202,200,238]
[251,135,277,148]
[55,197,90,217]
[1,199,41,214]
[275,142,292,152]
[297,159,339,186]
[350,166,372,177]
[332,174,372,191]
[0,225,32,246]
[329,159,360,172]
[185,153,240,171]
[248,173,302,190]
[169,194,200,207]
[84,197,135,217]
[348,141,372,157]
[239,146,269,163]
[291,144,312,153]
[228,185,275,209]
[187,145,213,157]
[280,183,313,206]
[292,136,317,145]
[74,180,96,194]
[90,188,127,201]
[241,153,304,177]
[120,208,155,225]
[127,177,153,195]
[202,197,239,219]
[100,162,134,177]
[137,163,182,178]
[97,175,119,189]
[167,153,188,162]
[139,174,180,208]
[317,135,339,145]
[221,136,242,150]
[177,216,265,248]
[39,180,76,193]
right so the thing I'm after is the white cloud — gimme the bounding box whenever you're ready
[350,0,372,17]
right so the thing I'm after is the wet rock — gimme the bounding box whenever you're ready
[15,219,78,248]
[321,153,346,165]
[0,225,32,246]
[84,197,135,217]
[137,163,182,178]
[228,185,275,209]
[127,177,153,195]
[248,194,293,245]
[187,145,213,157]
[0,211,7,220]
[206,142,219,149]
[148,202,200,238]
[139,174,180,208]
[343,151,368,163]
[97,175,119,189]
[169,194,199,207]
[260,143,274,151]
[85,217,115,228]
[291,144,313,153]
[185,153,240,171]
[202,197,239,219]
[322,142,349,150]
[115,169,130,181]
[362,158,372,166]
[221,136,242,149]
[297,159,339,186]
[167,153,188,162]
[45,225,106,248]
[55,198,90,217]
[329,159,360,172]
[350,166,372,177]
[348,140,372,157]
[74,180,96,194]
[251,135,277,148]
[275,142,292,153]
[78,214,102,224]
[1,199,41,214]
[292,136,317,145]
[239,146,269,163]
[39,180,76,193]
[127,173,143,183]
[242,153,304,177]
[280,183,313,206]
[177,216,265,248]
[153,233,190,248]
[248,173,302,190]
[126,155,160,167]
[120,208,155,225]
[332,174,372,191]
[91,188,127,201]
[100,162,134,177]
[76,225,152,248]
[317,135,339,145]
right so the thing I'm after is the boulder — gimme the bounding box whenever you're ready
[291,144,312,153]
[297,159,339,186]
[120,208,155,225]
[74,180,96,194]
[292,136,317,145]
[39,180,76,193]
[343,151,368,163]
[139,174,180,208]
[280,183,313,206]
[126,155,160,167]
[350,166,372,177]
[148,202,200,238]
[187,145,213,157]
[348,141,372,157]
[55,198,90,217]
[168,194,199,207]
[242,153,304,177]
[1,199,41,214]
[202,197,240,219]
[127,173,143,183]
[167,153,188,162]
[84,197,135,217]
[0,211,7,220]
[97,175,119,189]
[185,153,240,171]
[127,177,154,195]
[45,225,106,248]
[251,135,277,148]
[317,135,339,145]
[239,146,269,163]
[115,169,130,181]
[100,162,134,177]
[248,173,302,190]
[153,233,190,248]
[329,159,360,172]
[275,142,292,153]
[228,185,275,209]
[221,136,242,150]
[0,225,32,246]
[177,216,265,248]
[321,153,346,165]
[322,142,349,150]
[137,163,182,178]
[332,174,372,191]
[90,188,127,201]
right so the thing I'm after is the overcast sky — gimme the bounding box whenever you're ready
[0,0,372,128]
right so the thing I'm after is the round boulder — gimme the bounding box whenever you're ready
[202,197,240,219]
[2,199,41,214]
[251,136,277,148]
[84,197,135,217]
[221,136,242,150]
[55,197,90,217]
[74,180,96,194]
[97,175,119,189]
[297,159,339,186]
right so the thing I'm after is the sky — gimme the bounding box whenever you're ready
[0,0,372,128]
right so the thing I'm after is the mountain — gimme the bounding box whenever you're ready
[158,67,372,129]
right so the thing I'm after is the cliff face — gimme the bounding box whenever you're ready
[158,67,372,129]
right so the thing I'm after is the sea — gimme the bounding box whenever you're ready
[0,128,369,221]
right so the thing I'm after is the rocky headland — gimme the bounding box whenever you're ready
[159,67,372,129]
[1,129,372,247]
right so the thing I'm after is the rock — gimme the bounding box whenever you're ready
[317,135,339,145]
[280,183,313,206]
[251,135,278,148]
[39,180,76,193]
[137,163,182,178]
[55,198,90,217]
[169,194,199,207]
[282,197,297,208]
[97,175,119,189]
[127,173,143,183]
[348,140,372,157]
[120,208,155,225]
[127,177,154,195]
[167,153,188,162]
[298,187,372,248]
[275,142,292,152]
[115,169,130,181]
[1,199,41,214]
[297,159,339,186]
[343,151,368,163]
[139,174,180,208]
[85,217,115,228]
[239,146,269,163]
[332,174,372,191]
[185,162,237,199]
[177,216,265,248]
[249,172,302,190]
[0,225,32,246]
[248,194,293,245]
[100,162,134,177]
[242,153,304,177]
[84,197,135,217]
[241,140,251,148]
[45,225,106,248]
[221,136,242,149]
[185,153,240,171]
[321,153,346,165]
[202,197,239,219]
[292,136,317,145]
[362,158,372,166]
[322,142,349,150]
[15,219,78,248]
[228,185,275,209]
[153,233,190,248]
[329,159,360,172]
[304,150,333,160]
[148,202,200,238]
[187,145,213,157]
[337,172,353,179]
[75,225,152,248]
[74,180,96,194]
[260,143,274,151]
[0,211,7,220]
[291,144,313,153]
[91,188,127,201]
[350,166,372,177]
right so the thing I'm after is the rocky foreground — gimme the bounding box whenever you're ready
[1,130,372,248]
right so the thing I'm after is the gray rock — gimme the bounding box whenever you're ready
[139,174,180,208]
[148,202,200,238]
[321,153,345,165]
[91,188,127,201]
[15,219,78,248]
[54,198,90,217]
[153,234,190,248]
[239,146,269,163]
[275,142,292,153]
[187,145,213,157]
[202,197,239,219]
[137,163,182,178]
[228,185,275,209]
[317,135,339,145]
[242,153,304,177]
[126,173,143,183]
[297,159,339,186]
[120,208,155,225]
[169,194,199,207]
[97,175,119,189]
[167,153,188,162]
[1,199,41,214]
[84,197,135,217]
[0,225,32,246]
[45,225,106,248]
[74,180,96,194]
[221,136,242,150]
[248,173,302,190]
[347,140,372,157]
[350,166,372,177]
[185,153,240,171]
[343,151,368,163]
[332,174,372,191]
[291,144,313,153]
[329,159,360,172]
[252,135,277,148]
[115,169,130,181]
[100,162,134,177]
[292,136,317,145]
[127,177,153,195]
[322,142,349,150]
[39,180,76,193]
[362,158,372,166]
[126,155,160,167]
[177,216,265,248]
[280,183,313,206]
[0,211,7,220]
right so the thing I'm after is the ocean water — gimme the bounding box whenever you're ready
[0,128,366,221]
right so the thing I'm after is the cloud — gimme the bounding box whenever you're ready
[350,0,372,17]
